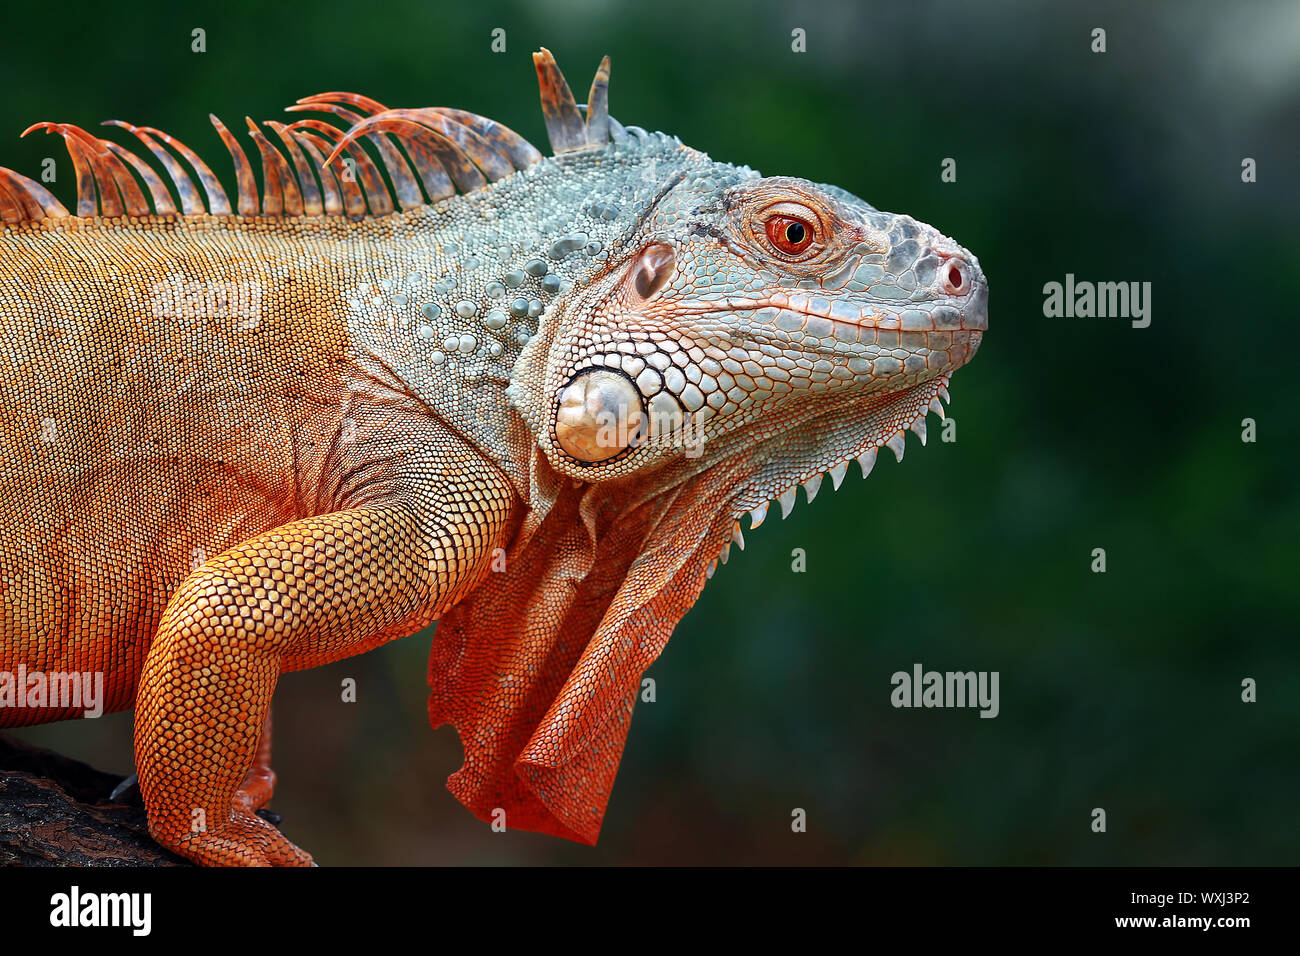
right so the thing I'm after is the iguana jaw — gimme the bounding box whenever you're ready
[724,372,957,539]
[708,290,984,569]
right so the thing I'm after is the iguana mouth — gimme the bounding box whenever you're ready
[764,290,984,333]
[678,285,988,335]
[707,374,954,578]
[664,285,979,580]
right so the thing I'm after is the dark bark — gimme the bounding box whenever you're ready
[0,734,189,866]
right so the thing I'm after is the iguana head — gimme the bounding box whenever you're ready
[509,61,986,550]
[522,164,987,520]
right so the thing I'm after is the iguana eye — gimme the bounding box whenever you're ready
[763,211,816,256]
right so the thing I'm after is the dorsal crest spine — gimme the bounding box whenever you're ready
[0,51,616,227]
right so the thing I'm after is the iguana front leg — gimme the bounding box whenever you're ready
[133,439,514,866]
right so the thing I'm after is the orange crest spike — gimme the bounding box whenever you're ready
[208,115,258,217]
[0,167,70,222]
[289,100,424,210]
[263,121,323,216]
[103,121,207,216]
[289,124,365,218]
[585,55,611,146]
[2,50,604,225]
[278,125,345,216]
[103,141,178,216]
[291,118,391,217]
[533,47,587,153]
[137,123,233,215]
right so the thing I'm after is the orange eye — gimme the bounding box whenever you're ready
[765,214,815,256]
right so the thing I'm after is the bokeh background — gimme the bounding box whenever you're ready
[3,0,1297,864]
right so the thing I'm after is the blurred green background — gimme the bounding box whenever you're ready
[3,0,1297,864]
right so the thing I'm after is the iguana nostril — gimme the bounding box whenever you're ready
[942,260,967,294]
[554,369,646,462]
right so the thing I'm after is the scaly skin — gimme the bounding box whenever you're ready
[0,50,987,864]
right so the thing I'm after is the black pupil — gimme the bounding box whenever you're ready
[785,221,806,245]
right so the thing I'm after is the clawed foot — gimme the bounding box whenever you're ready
[151,811,313,867]
[235,763,276,814]
[109,772,139,802]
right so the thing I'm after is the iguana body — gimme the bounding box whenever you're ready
[0,51,987,864]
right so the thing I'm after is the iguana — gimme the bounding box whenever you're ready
[0,50,987,865]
